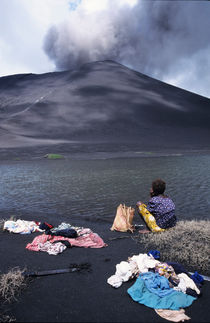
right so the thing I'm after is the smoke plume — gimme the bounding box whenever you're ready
[43,0,210,97]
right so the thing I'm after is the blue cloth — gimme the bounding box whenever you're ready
[190,271,204,285]
[140,272,174,297]
[147,250,160,260]
[147,196,176,229]
[127,273,196,310]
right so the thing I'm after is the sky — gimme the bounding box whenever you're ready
[0,0,210,98]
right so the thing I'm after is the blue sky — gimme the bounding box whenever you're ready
[0,0,210,98]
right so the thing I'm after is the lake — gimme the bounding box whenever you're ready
[0,153,209,224]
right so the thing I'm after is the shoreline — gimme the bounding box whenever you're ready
[0,145,210,162]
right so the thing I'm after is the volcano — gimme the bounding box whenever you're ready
[0,60,209,151]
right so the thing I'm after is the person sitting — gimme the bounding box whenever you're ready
[136,178,176,233]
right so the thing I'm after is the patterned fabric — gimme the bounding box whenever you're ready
[26,229,107,254]
[138,204,165,232]
[155,263,180,287]
[147,196,176,229]
[38,241,67,255]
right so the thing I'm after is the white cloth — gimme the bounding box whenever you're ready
[107,253,160,288]
[130,253,160,273]
[174,273,200,295]
[107,275,124,288]
[3,220,43,234]
[107,261,135,288]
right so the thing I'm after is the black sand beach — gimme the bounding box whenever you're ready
[1,218,210,323]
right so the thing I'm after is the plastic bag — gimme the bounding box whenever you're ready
[111,204,135,232]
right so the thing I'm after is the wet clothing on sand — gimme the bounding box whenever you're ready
[3,220,44,234]
[127,273,196,310]
[26,228,107,255]
[107,252,202,321]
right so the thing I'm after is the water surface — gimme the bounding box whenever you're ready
[0,154,209,223]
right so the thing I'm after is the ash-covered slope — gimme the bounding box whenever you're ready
[0,60,209,150]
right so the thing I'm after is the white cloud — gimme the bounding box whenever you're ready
[0,0,72,76]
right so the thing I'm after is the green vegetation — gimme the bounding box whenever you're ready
[44,154,64,159]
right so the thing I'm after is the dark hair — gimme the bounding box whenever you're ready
[152,179,166,196]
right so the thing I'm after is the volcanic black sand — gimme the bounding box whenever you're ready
[0,60,210,152]
[0,216,209,323]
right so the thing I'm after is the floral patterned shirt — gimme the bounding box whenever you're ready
[147,195,176,229]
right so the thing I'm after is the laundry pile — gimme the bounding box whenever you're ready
[3,220,107,255]
[107,251,204,322]
[3,219,48,234]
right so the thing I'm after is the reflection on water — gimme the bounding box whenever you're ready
[0,154,210,222]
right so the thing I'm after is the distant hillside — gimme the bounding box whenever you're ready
[0,60,210,150]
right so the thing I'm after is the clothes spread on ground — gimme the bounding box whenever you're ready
[107,253,160,288]
[3,220,45,234]
[107,252,203,322]
[154,309,191,322]
[26,227,107,254]
[127,273,196,310]
[147,195,176,229]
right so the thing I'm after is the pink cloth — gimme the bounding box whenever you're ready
[26,231,107,252]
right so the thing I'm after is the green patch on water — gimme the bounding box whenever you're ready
[44,154,64,159]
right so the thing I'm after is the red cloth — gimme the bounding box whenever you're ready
[26,231,107,252]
